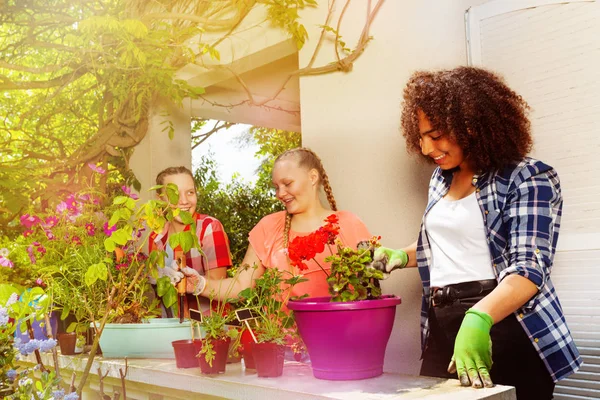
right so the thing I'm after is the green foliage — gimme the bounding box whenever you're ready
[0,284,59,397]
[325,240,384,302]
[237,266,307,344]
[0,0,313,233]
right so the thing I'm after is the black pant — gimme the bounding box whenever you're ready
[420,297,555,400]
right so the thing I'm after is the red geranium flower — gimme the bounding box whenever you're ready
[287,214,340,274]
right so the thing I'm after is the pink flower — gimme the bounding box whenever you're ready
[44,216,59,228]
[0,255,14,268]
[27,246,36,264]
[36,244,46,254]
[88,163,106,174]
[122,186,139,200]
[44,230,55,240]
[36,278,44,286]
[20,214,41,229]
[71,236,82,246]
[23,230,34,238]
[103,222,117,237]
[85,223,96,236]
[65,194,79,212]
[56,201,68,214]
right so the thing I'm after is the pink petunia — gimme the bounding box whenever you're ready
[0,255,14,268]
[20,214,41,229]
[43,216,59,228]
[85,223,96,236]
[103,222,117,237]
[121,186,139,200]
[88,163,106,174]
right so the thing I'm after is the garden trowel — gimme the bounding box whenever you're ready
[175,253,187,323]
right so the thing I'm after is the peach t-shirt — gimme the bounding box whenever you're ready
[248,210,371,299]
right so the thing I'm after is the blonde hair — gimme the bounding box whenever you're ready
[276,148,338,249]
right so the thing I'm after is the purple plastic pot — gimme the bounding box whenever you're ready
[288,295,401,380]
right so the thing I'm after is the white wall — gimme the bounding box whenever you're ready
[130,100,192,202]
[298,0,488,374]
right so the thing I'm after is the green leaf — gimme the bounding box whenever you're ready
[148,184,163,192]
[179,231,194,253]
[85,263,107,286]
[60,305,71,321]
[111,229,130,245]
[166,183,179,204]
[104,238,116,252]
[113,196,129,205]
[156,276,172,297]
[125,197,137,210]
[179,210,194,224]
[66,322,77,333]
[162,286,178,308]
[168,232,181,250]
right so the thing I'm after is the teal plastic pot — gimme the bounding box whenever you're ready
[99,320,193,358]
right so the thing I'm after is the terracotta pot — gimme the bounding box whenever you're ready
[251,342,285,378]
[227,339,242,364]
[193,337,230,374]
[57,332,77,355]
[172,339,201,369]
[240,329,256,369]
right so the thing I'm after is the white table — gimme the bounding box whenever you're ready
[21,353,516,400]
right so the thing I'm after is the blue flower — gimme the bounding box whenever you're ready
[39,338,57,351]
[0,306,8,326]
[17,339,41,356]
[6,369,17,380]
[64,392,79,400]
[52,389,65,399]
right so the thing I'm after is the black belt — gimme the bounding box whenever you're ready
[431,279,497,308]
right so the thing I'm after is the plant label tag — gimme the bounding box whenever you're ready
[235,308,259,322]
[189,308,203,323]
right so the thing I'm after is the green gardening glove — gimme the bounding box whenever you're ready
[448,309,494,388]
[372,247,409,279]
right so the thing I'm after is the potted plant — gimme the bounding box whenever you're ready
[236,266,307,377]
[7,168,204,393]
[193,301,239,374]
[286,217,402,380]
[0,283,63,398]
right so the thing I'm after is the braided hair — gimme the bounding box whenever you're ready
[276,148,338,249]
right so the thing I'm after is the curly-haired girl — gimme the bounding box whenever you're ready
[373,66,580,399]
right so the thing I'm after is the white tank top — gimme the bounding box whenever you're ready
[425,191,495,287]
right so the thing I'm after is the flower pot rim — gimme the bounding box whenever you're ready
[102,321,192,329]
[287,294,401,311]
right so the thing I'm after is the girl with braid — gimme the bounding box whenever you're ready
[194,147,371,301]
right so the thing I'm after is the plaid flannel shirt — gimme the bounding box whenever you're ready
[149,213,232,275]
[417,157,581,382]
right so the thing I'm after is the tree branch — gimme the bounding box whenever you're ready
[0,68,88,90]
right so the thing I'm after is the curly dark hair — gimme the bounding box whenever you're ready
[400,66,532,171]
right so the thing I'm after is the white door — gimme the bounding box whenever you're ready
[466,1,600,398]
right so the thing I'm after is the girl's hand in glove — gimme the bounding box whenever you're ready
[181,266,206,296]
[371,247,409,279]
[148,260,184,285]
[448,309,494,388]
